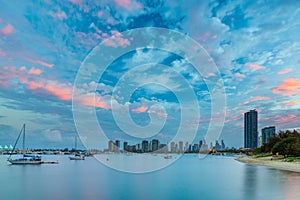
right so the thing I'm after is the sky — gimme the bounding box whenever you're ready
[1,0,300,149]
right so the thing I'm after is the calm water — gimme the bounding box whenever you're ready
[0,154,299,200]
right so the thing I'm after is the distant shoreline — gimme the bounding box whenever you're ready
[235,156,300,173]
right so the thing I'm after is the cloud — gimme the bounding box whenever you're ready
[1,24,14,35]
[26,58,54,68]
[250,96,271,101]
[245,63,264,70]
[272,77,300,96]
[20,78,72,101]
[114,0,131,9]
[103,30,130,48]
[43,129,62,142]
[48,11,67,20]
[68,0,82,5]
[234,72,246,81]
[0,49,6,56]
[28,68,43,75]
[243,96,271,105]
[281,100,300,107]
[79,94,111,110]
[278,68,293,75]
[132,106,148,113]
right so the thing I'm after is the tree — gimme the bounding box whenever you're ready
[272,137,300,157]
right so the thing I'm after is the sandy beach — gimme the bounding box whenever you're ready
[236,156,300,173]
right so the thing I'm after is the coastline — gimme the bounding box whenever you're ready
[235,156,300,173]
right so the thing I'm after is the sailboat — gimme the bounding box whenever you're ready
[7,124,42,165]
[69,136,85,160]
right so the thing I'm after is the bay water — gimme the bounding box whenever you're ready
[0,154,299,200]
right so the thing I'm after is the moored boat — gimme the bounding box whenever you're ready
[7,124,43,165]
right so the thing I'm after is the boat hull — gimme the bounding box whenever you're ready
[69,156,85,160]
[8,159,42,165]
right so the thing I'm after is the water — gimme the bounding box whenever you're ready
[0,154,299,200]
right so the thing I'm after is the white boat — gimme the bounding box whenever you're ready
[69,153,85,160]
[69,136,85,160]
[164,155,172,159]
[7,124,42,165]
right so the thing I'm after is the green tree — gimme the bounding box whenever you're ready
[272,137,300,157]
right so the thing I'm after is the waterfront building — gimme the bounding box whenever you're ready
[123,142,128,151]
[262,126,276,144]
[200,143,209,152]
[142,140,149,152]
[157,144,168,153]
[221,140,225,150]
[244,109,258,148]
[258,135,262,148]
[152,139,159,152]
[199,140,203,150]
[184,142,189,152]
[179,141,183,153]
[192,144,199,153]
[115,140,120,152]
[108,140,115,152]
[170,142,176,153]
[215,140,221,151]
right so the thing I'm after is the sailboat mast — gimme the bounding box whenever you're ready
[8,124,24,160]
[23,124,25,151]
[75,136,77,150]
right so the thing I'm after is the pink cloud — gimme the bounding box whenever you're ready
[48,11,67,20]
[275,114,297,123]
[243,96,271,105]
[20,66,26,71]
[80,95,110,110]
[278,68,293,75]
[272,77,300,96]
[250,96,271,101]
[28,67,43,75]
[103,30,130,48]
[68,0,82,4]
[147,109,168,119]
[97,11,103,18]
[0,49,6,56]
[132,106,148,113]
[246,63,264,70]
[207,73,216,77]
[234,72,246,81]
[1,24,14,35]
[44,84,72,101]
[22,79,72,101]
[267,114,300,128]
[234,72,246,78]
[114,0,131,9]
[281,100,300,107]
[26,58,54,68]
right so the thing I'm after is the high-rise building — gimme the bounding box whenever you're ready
[108,140,114,152]
[262,126,276,144]
[179,141,183,153]
[152,139,159,152]
[199,140,203,150]
[244,109,258,148]
[115,140,120,152]
[170,142,176,153]
[221,140,226,150]
[141,140,149,152]
[123,142,128,151]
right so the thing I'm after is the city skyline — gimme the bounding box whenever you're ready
[107,138,226,153]
[1,1,300,149]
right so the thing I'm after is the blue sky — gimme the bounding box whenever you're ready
[1,0,300,149]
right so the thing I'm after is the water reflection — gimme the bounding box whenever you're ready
[243,165,258,200]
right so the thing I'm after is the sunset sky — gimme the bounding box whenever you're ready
[1,0,300,149]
